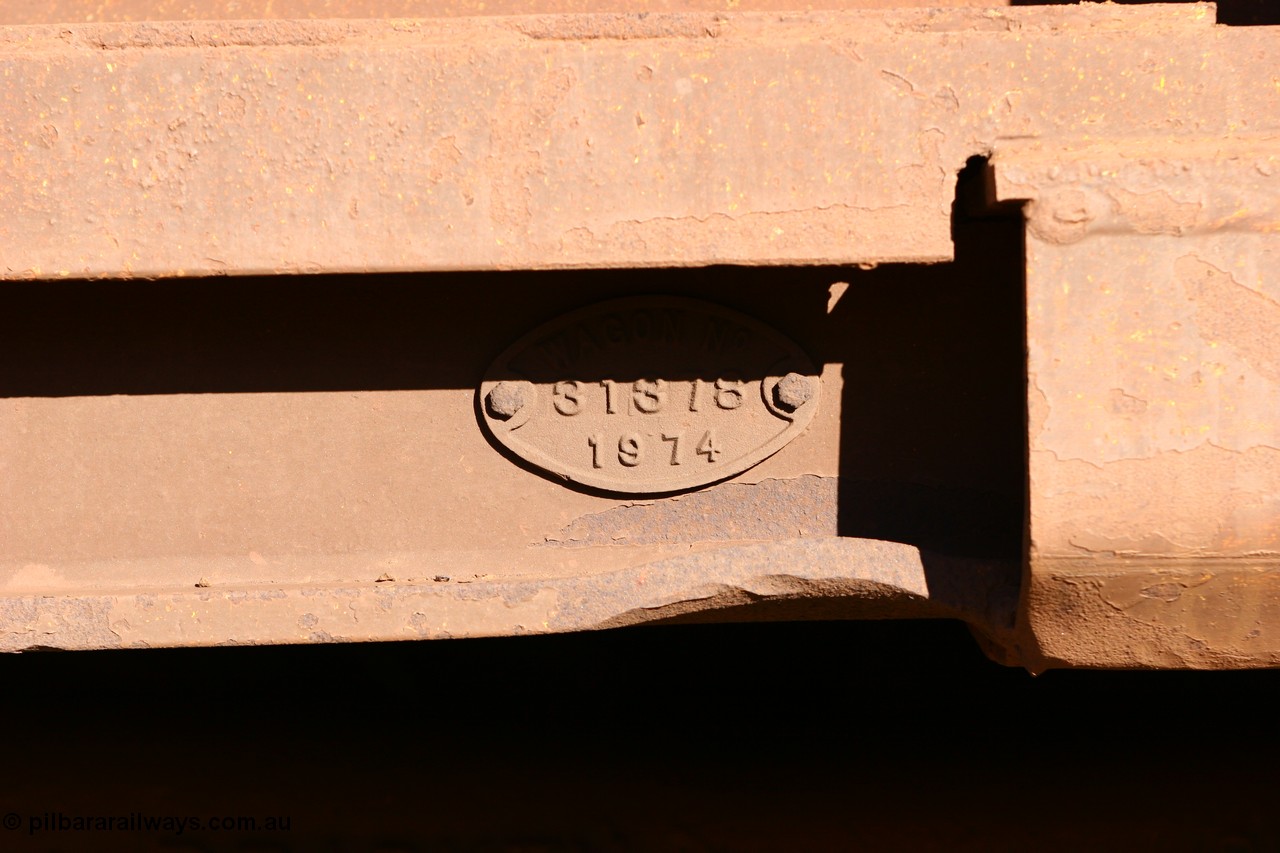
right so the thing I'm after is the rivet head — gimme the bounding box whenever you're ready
[487,381,533,420]
[773,373,814,413]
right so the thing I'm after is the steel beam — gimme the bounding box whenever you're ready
[1,4,1278,668]
[3,4,1272,278]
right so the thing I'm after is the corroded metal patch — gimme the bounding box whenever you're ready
[478,296,819,494]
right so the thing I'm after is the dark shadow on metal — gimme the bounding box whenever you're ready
[0,270,836,396]
[833,155,1026,564]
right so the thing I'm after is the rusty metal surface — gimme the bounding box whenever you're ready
[3,4,1274,279]
[995,137,1280,669]
[1,4,1278,667]
[479,295,820,493]
[0,537,1017,651]
[0,246,1027,653]
[0,282,843,589]
[0,0,1011,27]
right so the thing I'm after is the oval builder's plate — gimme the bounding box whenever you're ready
[478,296,820,495]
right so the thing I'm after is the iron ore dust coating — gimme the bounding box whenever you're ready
[478,296,822,495]
[773,373,815,413]
[0,3,1277,671]
[486,381,534,420]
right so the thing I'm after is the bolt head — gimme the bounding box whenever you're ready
[773,373,813,413]
[487,381,533,420]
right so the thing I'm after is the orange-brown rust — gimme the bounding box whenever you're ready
[997,135,1280,669]
[1019,560,1280,671]
[0,0,1012,27]
[4,5,1263,280]
[0,539,1019,653]
[2,5,1278,668]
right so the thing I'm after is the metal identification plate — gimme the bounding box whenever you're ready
[478,296,820,494]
